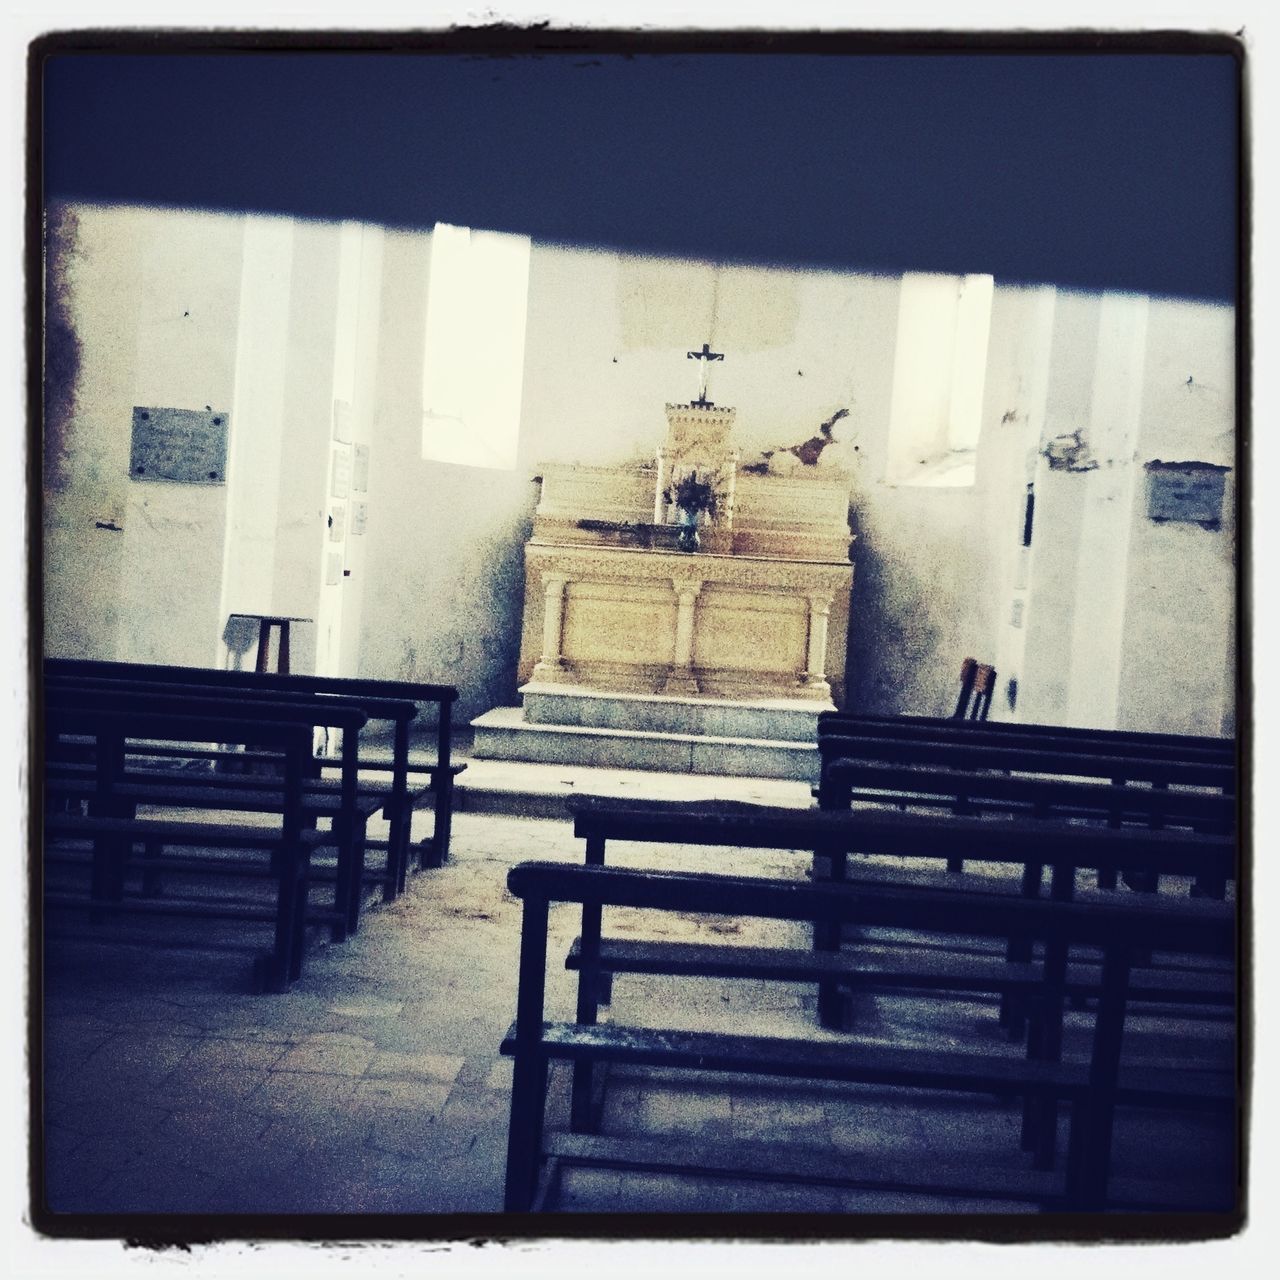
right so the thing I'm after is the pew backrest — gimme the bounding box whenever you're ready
[566,796,1237,885]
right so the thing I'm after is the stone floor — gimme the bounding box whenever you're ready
[35,765,1238,1238]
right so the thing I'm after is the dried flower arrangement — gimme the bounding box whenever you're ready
[664,470,719,519]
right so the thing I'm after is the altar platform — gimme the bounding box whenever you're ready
[471,684,825,782]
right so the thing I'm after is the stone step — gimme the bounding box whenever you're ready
[519,682,826,743]
[469,706,819,783]
[446,756,814,820]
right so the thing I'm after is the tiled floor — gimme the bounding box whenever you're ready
[37,794,1237,1234]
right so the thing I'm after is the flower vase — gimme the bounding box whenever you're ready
[676,507,701,553]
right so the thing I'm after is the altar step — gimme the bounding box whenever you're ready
[469,704,819,783]
[518,683,826,743]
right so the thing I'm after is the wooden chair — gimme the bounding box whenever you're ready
[954,657,997,721]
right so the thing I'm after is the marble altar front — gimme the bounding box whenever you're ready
[515,401,855,705]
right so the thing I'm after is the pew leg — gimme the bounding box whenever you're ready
[1026,896,1072,1168]
[424,776,454,870]
[289,851,312,983]
[1001,863,1043,1033]
[1064,1097,1088,1208]
[267,849,298,994]
[141,840,163,897]
[383,800,406,903]
[571,895,604,1133]
[343,825,368,938]
[1072,947,1131,1210]
[504,1048,547,1212]
[815,848,847,1030]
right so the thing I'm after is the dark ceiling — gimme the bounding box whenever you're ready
[37,32,1242,302]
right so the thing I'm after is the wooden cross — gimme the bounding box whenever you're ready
[687,342,725,405]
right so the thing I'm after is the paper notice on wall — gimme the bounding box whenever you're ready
[332,399,353,444]
[351,501,368,536]
[331,446,352,498]
[329,504,346,542]
[353,444,370,494]
[325,551,343,586]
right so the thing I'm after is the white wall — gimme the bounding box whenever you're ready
[1015,291,1236,734]
[45,207,1238,736]
[44,203,243,667]
[358,229,537,720]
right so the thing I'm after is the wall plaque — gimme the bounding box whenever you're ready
[1144,460,1229,529]
[129,407,229,484]
[331,447,352,499]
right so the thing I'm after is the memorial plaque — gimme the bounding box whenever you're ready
[325,551,343,585]
[331,447,352,498]
[353,443,370,493]
[129,406,229,484]
[351,500,368,536]
[329,503,346,542]
[1145,461,1228,528]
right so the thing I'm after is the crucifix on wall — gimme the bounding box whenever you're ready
[687,342,724,407]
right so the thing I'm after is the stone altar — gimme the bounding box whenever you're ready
[517,400,855,705]
[472,364,856,781]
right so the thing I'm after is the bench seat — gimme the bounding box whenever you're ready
[564,937,1236,1007]
[501,1020,1232,1111]
[537,1129,1231,1213]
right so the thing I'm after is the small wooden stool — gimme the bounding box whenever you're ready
[226,613,312,674]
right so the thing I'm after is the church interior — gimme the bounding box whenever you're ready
[33,37,1243,1242]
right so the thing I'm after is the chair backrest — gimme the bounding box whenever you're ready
[954,658,996,720]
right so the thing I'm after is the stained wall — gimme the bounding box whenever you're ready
[44,206,1238,734]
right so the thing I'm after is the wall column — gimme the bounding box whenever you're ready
[531,572,570,681]
[662,575,703,695]
[804,593,833,697]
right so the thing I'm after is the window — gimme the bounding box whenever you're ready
[884,272,994,487]
[421,223,531,469]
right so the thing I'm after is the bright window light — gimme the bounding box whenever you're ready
[885,272,994,487]
[422,223,531,469]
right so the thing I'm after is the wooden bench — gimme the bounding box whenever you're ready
[818,710,1234,762]
[45,658,465,882]
[42,705,345,992]
[820,755,1235,889]
[45,684,383,939]
[500,861,1236,1213]
[816,729,1236,885]
[561,796,1236,1140]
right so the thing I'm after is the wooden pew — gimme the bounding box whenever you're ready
[816,729,1235,886]
[500,860,1236,1213]
[44,658,465,878]
[815,733,1236,797]
[45,683,383,939]
[44,672,418,897]
[561,796,1236,1130]
[818,711,1234,761]
[43,705,341,991]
